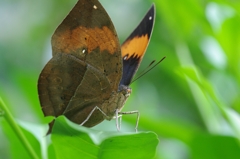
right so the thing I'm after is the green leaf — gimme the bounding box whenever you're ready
[1,120,41,159]
[99,133,158,159]
[0,97,41,159]
[51,116,159,159]
[190,133,240,159]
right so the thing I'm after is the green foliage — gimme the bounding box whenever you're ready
[190,134,240,159]
[0,0,240,159]
[51,117,158,159]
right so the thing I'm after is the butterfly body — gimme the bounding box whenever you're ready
[38,0,155,132]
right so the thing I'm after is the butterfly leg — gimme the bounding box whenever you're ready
[117,110,140,132]
[80,106,109,126]
[115,109,123,131]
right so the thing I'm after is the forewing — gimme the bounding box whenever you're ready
[52,0,122,90]
[120,5,155,85]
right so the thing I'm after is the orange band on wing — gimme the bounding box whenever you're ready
[121,34,149,60]
[52,26,118,55]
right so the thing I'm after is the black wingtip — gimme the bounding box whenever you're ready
[123,4,155,42]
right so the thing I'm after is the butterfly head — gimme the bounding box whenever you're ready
[118,84,132,97]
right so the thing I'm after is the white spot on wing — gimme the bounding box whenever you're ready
[82,49,86,53]
[93,5,97,9]
[123,55,127,60]
[149,16,152,20]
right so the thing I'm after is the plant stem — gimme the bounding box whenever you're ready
[0,97,39,159]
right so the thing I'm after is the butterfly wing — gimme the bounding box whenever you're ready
[38,0,122,126]
[120,5,155,86]
[52,0,122,90]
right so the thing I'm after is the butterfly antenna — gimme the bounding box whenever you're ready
[130,56,166,84]
[134,60,156,78]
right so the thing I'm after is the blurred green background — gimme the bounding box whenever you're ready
[0,0,240,158]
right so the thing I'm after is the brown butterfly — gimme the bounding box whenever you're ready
[38,0,155,133]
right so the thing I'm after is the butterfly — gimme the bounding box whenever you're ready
[38,0,155,133]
